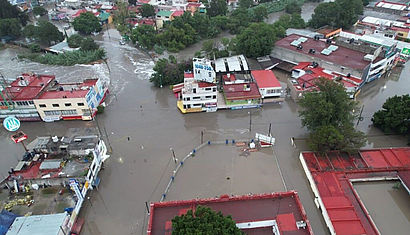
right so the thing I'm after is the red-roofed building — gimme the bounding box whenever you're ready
[223,82,261,105]
[170,10,184,20]
[289,62,363,100]
[0,73,55,121]
[147,191,313,235]
[300,148,410,235]
[251,70,283,99]
[33,78,108,122]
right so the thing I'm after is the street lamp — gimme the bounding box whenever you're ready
[170,147,177,164]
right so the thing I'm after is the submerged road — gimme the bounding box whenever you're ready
[0,26,409,235]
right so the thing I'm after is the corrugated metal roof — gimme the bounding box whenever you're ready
[6,213,68,235]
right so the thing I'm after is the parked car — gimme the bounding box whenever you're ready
[119,40,126,45]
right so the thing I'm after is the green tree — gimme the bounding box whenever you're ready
[285,1,302,14]
[67,34,84,48]
[308,2,338,28]
[235,22,275,58]
[80,37,99,51]
[131,24,156,49]
[227,8,251,34]
[73,12,102,35]
[251,5,268,22]
[362,0,369,6]
[299,78,366,152]
[35,20,63,45]
[372,95,410,135]
[172,206,243,235]
[22,24,36,39]
[211,15,230,31]
[29,43,41,52]
[140,4,155,18]
[0,0,28,26]
[0,18,21,38]
[239,0,253,9]
[114,2,129,25]
[150,58,192,87]
[207,0,227,17]
[33,6,47,16]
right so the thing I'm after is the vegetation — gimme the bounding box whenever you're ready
[29,43,41,53]
[18,48,106,66]
[130,24,156,49]
[0,18,21,38]
[309,0,363,29]
[67,34,83,48]
[207,0,228,17]
[285,1,302,14]
[36,20,64,45]
[0,0,28,26]
[372,95,410,135]
[140,4,155,18]
[73,12,102,35]
[80,37,99,51]
[150,58,192,87]
[298,78,366,152]
[97,105,105,114]
[33,6,47,16]
[239,0,254,9]
[172,206,243,235]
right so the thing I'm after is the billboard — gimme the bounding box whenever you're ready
[193,58,216,83]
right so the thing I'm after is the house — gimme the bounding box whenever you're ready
[156,10,173,28]
[0,73,55,121]
[98,11,113,24]
[170,10,184,20]
[33,79,108,122]
[186,2,206,14]
[222,82,261,107]
[289,62,362,100]
[251,70,283,101]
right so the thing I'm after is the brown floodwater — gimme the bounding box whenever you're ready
[354,181,410,235]
[0,22,409,235]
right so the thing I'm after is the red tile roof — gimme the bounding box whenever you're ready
[147,191,313,235]
[184,72,194,78]
[172,10,184,17]
[1,74,55,101]
[275,34,372,71]
[301,148,410,235]
[223,83,261,100]
[251,70,281,88]
[38,79,98,99]
[198,82,216,88]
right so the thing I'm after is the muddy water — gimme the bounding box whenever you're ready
[1,24,409,235]
[354,181,410,234]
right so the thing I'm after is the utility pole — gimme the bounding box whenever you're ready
[356,105,364,127]
[248,111,252,132]
[200,130,204,144]
[145,201,150,215]
[268,123,272,136]
[170,147,177,164]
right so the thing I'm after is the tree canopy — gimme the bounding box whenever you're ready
[285,2,302,14]
[80,37,99,51]
[0,0,28,26]
[372,95,410,135]
[35,20,64,45]
[239,0,254,9]
[140,4,155,18]
[172,206,243,235]
[150,58,192,87]
[235,22,276,58]
[67,34,83,48]
[0,18,21,38]
[207,0,227,17]
[73,12,102,35]
[299,78,366,152]
[309,0,363,29]
[131,24,156,49]
[33,6,47,16]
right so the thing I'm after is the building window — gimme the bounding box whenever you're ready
[61,110,77,116]
[205,88,212,91]
[213,88,216,92]
[44,110,61,116]
[52,104,60,107]
[213,95,216,99]
[193,88,196,94]
[77,103,85,106]
[39,104,46,108]
[193,96,200,100]
[29,101,34,105]
[205,96,212,99]
[65,103,72,107]
[208,72,211,77]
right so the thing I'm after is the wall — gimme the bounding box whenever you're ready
[33,97,88,121]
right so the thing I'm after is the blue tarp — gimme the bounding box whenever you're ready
[0,210,18,235]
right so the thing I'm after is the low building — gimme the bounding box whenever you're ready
[222,82,261,107]
[214,55,249,74]
[300,147,410,235]
[6,212,70,235]
[0,73,55,121]
[289,62,362,100]
[251,70,283,101]
[156,10,173,28]
[33,78,108,122]
[272,34,400,82]
[147,191,313,235]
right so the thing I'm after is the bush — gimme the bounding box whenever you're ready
[29,43,41,53]
[33,6,47,16]
[97,105,105,114]
[67,34,83,48]
[80,37,99,51]
[18,48,106,66]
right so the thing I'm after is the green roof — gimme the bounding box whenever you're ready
[157,11,173,17]
[99,12,110,21]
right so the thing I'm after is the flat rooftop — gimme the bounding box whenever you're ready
[300,147,410,235]
[38,79,98,99]
[1,74,55,101]
[223,82,261,100]
[275,34,374,71]
[147,191,313,235]
[252,70,281,88]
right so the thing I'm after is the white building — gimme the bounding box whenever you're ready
[251,70,283,100]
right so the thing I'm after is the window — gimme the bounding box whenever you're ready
[52,104,60,107]
[193,88,196,94]
[213,95,216,99]
[193,96,200,100]
[398,33,404,37]
[29,101,34,105]
[44,110,61,116]
[39,104,46,108]
[208,72,211,77]
[61,110,77,116]
[77,103,85,106]
[205,96,212,99]
[213,88,216,92]
[65,103,72,107]
[205,88,212,91]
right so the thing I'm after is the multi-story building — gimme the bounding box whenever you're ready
[176,58,218,113]
[33,78,108,122]
[0,73,55,121]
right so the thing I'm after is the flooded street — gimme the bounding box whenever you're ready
[354,181,410,235]
[0,22,409,235]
